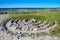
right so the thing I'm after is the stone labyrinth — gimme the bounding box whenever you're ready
[1,18,57,39]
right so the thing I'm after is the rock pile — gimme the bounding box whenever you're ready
[0,18,57,39]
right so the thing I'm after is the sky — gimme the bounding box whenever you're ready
[0,0,60,8]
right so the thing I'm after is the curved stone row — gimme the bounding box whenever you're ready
[0,30,60,40]
[1,18,57,38]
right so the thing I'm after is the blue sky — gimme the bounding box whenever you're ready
[0,0,60,8]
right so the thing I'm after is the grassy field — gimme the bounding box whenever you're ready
[2,9,60,37]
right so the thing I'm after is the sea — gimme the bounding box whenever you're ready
[0,8,58,10]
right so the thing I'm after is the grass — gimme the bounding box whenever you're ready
[2,9,60,37]
[9,14,46,21]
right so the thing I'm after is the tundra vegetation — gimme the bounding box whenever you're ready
[0,9,60,38]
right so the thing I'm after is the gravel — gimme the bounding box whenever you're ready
[0,30,60,40]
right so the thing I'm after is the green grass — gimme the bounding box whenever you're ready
[9,14,46,21]
[2,9,60,37]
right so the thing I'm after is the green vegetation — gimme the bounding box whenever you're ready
[2,9,60,37]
